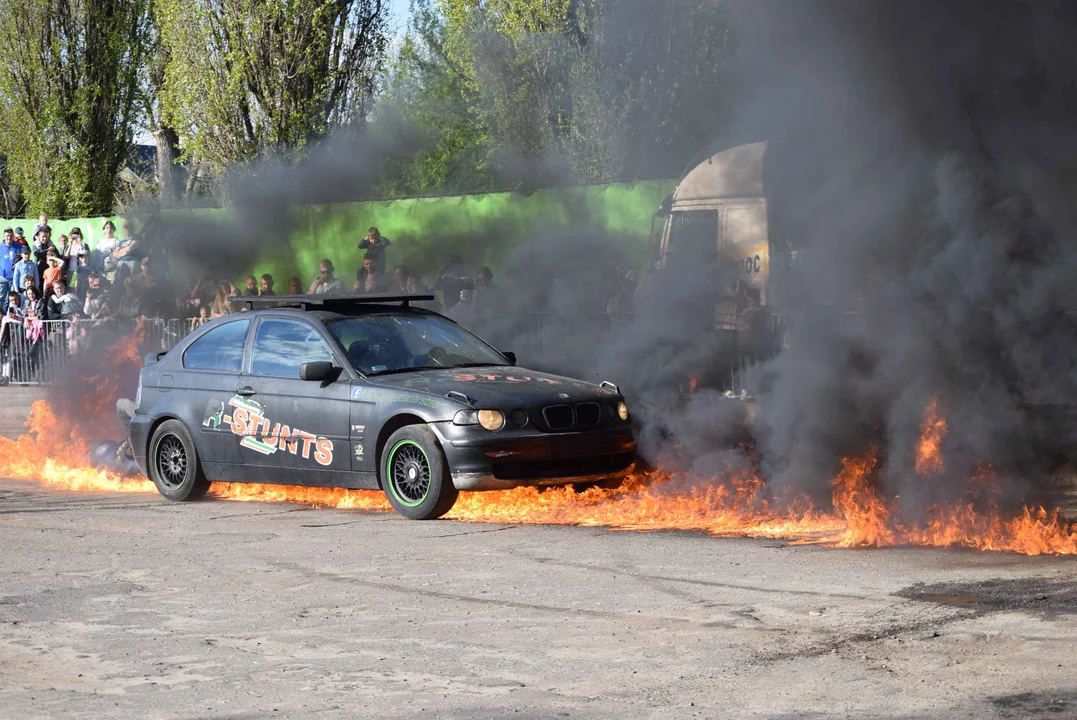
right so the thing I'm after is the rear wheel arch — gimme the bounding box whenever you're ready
[144,414,185,459]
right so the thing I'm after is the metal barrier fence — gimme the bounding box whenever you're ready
[0,312,780,390]
[0,318,202,385]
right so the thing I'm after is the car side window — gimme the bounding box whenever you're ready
[251,318,334,378]
[183,319,250,372]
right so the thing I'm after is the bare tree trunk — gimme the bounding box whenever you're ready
[153,125,181,207]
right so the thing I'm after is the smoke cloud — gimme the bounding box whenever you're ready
[82,0,1077,518]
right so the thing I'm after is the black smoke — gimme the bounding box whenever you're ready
[466,0,1077,514]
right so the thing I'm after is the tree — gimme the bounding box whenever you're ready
[157,0,389,177]
[0,0,152,215]
[378,0,739,193]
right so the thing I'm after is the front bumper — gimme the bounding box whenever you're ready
[430,422,637,491]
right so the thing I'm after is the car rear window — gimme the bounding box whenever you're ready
[183,319,250,372]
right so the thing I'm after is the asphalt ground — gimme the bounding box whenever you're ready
[1,476,1076,720]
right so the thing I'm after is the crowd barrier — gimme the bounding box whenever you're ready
[0,318,201,385]
[0,312,779,391]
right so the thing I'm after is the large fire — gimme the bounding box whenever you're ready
[1,341,1076,555]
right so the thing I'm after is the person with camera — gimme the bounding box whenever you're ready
[308,259,345,295]
[356,226,391,275]
[433,255,474,311]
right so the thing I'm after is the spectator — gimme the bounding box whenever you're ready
[356,226,391,274]
[1,291,24,375]
[19,274,36,305]
[23,285,45,320]
[0,228,17,313]
[116,276,144,319]
[62,227,90,276]
[309,259,344,295]
[112,221,142,278]
[2,290,22,329]
[354,255,387,294]
[133,257,170,317]
[243,274,258,297]
[33,213,48,239]
[83,274,112,319]
[12,226,28,251]
[287,275,303,295]
[31,228,57,279]
[97,220,119,275]
[47,281,80,319]
[195,304,210,325]
[42,251,64,294]
[433,256,473,311]
[400,276,435,312]
[210,280,238,317]
[474,266,495,303]
[259,273,275,296]
[389,264,410,293]
[13,246,39,297]
[73,250,92,301]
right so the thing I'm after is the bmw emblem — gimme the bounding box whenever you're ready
[558,393,570,399]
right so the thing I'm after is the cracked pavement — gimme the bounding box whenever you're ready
[0,478,1075,719]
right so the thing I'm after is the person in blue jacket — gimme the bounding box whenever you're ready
[0,227,18,313]
[12,245,39,300]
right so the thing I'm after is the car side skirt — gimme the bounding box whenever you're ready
[202,463,380,490]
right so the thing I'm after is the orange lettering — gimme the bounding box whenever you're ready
[298,431,317,459]
[314,438,334,466]
[230,407,249,435]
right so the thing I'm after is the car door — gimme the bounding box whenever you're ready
[234,315,354,484]
[176,318,250,470]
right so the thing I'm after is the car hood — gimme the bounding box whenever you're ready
[365,367,618,406]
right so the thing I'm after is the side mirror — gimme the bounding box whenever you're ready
[501,351,516,365]
[300,361,333,382]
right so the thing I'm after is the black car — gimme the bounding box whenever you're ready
[127,294,636,519]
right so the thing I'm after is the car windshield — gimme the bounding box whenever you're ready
[326,313,509,376]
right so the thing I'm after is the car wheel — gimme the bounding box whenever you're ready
[381,425,458,520]
[148,419,211,501]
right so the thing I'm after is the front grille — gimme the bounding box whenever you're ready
[492,452,635,481]
[575,402,601,427]
[543,405,574,430]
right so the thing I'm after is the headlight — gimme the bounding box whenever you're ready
[477,409,505,431]
[135,375,143,410]
[617,401,629,421]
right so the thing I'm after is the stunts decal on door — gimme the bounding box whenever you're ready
[203,395,334,466]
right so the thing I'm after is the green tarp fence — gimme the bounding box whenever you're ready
[5,180,674,283]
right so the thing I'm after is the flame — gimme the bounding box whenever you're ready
[2,345,1076,556]
[915,397,947,474]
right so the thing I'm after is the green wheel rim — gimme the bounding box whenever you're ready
[386,439,431,508]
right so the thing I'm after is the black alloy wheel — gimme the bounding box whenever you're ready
[381,425,458,520]
[148,419,212,501]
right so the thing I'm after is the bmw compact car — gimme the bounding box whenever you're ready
[127,294,636,519]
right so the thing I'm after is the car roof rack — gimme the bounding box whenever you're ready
[229,293,436,311]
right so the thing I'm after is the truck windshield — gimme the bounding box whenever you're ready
[326,313,509,376]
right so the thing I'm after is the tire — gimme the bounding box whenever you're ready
[380,425,458,520]
[147,419,212,501]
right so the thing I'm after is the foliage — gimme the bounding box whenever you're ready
[0,0,152,215]
[377,0,739,196]
[157,0,389,175]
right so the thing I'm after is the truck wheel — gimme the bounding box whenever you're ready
[148,420,211,501]
[381,425,458,520]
